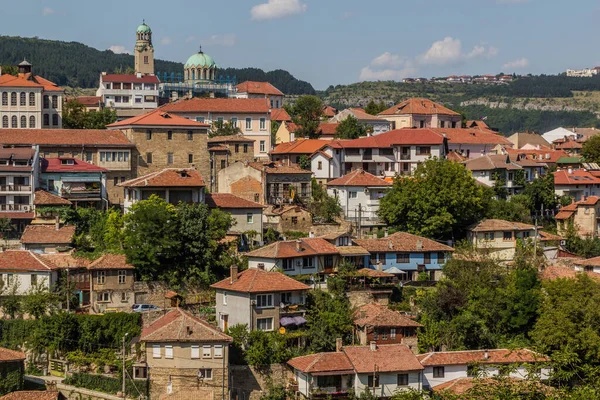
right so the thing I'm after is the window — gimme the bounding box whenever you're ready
[86,152,92,162]
[503,231,513,241]
[390,328,396,339]
[349,191,358,199]
[368,375,380,388]
[153,345,161,358]
[19,92,25,106]
[97,292,110,302]
[11,92,17,106]
[144,56,149,64]
[196,117,205,123]
[52,114,58,126]
[203,345,212,358]
[167,153,173,164]
[191,345,200,359]
[282,259,294,271]
[167,131,173,140]
[256,294,273,308]
[214,345,223,358]
[146,152,153,163]
[397,374,409,386]
[424,253,431,264]
[260,118,266,130]
[223,292,227,305]
[165,345,173,359]
[245,118,252,130]
[417,146,431,155]
[254,193,260,202]
[318,161,322,170]
[260,140,266,153]
[244,144,248,153]
[484,232,495,241]
[20,116,26,128]
[247,213,253,223]
[118,270,126,284]
[134,366,148,379]
[96,271,106,285]
[231,117,238,128]
[121,292,127,302]
[31,274,37,286]
[42,95,49,108]
[324,255,334,268]
[291,216,298,224]
[281,292,292,304]
[11,116,17,128]
[198,369,212,380]
[42,113,49,126]
[188,154,194,164]
[382,330,388,340]
[433,366,445,378]
[303,257,314,268]
[377,253,387,265]
[114,177,119,186]
[396,253,410,263]
[256,317,273,331]
[220,160,226,169]
[146,130,152,140]
[1,116,6,128]
[52,95,58,108]
[1,92,6,106]
[235,144,239,153]
[437,252,445,263]
[187,131,193,140]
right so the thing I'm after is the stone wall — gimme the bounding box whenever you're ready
[149,366,228,400]
[230,364,290,400]
[54,382,122,400]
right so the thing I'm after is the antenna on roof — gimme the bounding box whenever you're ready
[143,19,145,24]
[199,45,203,54]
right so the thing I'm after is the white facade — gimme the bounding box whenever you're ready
[327,184,388,225]
[0,270,56,295]
[247,256,321,276]
[566,68,600,78]
[96,73,159,110]
[354,371,422,397]
[311,148,341,181]
[422,365,551,390]
[0,89,63,129]
[123,186,204,213]
[448,143,503,159]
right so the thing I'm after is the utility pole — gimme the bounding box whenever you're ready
[357,203,362,239]
[122,333,128,399]
[66,266,70,312]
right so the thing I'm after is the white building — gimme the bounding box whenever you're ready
[234,81,284,109]
[467,219,538,261]
[0,60,64,129]
[566,68,600,77]
[96,73,159,117]
[329,108,391,135]
[0,250,58,294]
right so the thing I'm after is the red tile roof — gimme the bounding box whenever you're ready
[75,96,102,107]
[465,120,490,129]
[0,391,59,400]
[271,139,332,155]
[318,123,339,136]
[428,128,512,145]
[556,197,600,220]
[0,250,59,271]
[40,253,91,268]
[539,265,600,281]
[141,308,232,343]
[504,148,569,164]
[20,225,75,245]
[34,190,72,206]
[161,98,270,114]
[323,106,338,118]
[0,346,26,362]
[0,73,62,91]
[344,344,424,373]
[0,129,132,147]
[101,74,160,84]
[354,232,454,253]
[356,268,395,278]
[88,254,133,270]
[329,129,445,149]
[205,193,265,209]
[270,108,292,122]
[211,269,310,293]
[468,219,536,232]
[41,158,108,173]
[0,212,34,220]
[379,98,459,116]
[245,238,340,258]
[236,81,283,96]
[287,352,354,375]
[463,154,522,171]
[119,168,205,188]
[354,303,422,328]
[347,108,381,121]
[248,162,312,174]
[554,169,600,185]
[107,109,210,128]
[574,256,600,267]
[418,349,549,366]
[327,169,392,187]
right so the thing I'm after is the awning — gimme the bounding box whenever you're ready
[61,177,102,183]
[280,316,307,326]
[384,267,407,274]
[292,316,307,325]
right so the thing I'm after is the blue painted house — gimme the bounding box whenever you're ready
[353,232,454,281]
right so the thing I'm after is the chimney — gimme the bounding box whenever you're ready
[309,231,315,238]
[230,265,239,283]
[568,168,573,174]
[296,239,302,252]
[484,351,489,360]
[55,215,60,231]
[377,261,383,271]
[416,240,423,250]
[384,228,388,238]
[370,341,377,351]
[336,338,343,352]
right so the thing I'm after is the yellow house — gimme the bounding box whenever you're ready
[467,219,538,261]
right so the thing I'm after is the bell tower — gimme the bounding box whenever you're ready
[134,20,155,75]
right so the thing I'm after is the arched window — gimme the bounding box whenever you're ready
[51,95,58,108]
[1,92,7,106]
[191,70,195,80]
[2,116,7,128]
[52,114,58,126]
[20,116,26,128]
[43,95,49,109]
[10,92,17,106]
[43,114,49,126]
[19,92,25,106]
[29,116,35,128]
[29,92,35,107]
[11,116,17,128]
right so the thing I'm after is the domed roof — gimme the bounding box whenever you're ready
[137,23,151,33]
[185,51,217,68]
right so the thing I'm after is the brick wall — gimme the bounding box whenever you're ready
[230,176,263,204]
[230,364,290,400]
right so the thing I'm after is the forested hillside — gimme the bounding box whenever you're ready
[0,36,315,94]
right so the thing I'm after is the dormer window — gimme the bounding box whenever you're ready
[61,159,75,165]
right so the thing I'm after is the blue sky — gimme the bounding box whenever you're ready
[2,0,600,89]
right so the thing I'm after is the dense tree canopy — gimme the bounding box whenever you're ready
[582,135,600,163]
[335,115,368,139]
[288,96,324,139]
[62,100,117,129]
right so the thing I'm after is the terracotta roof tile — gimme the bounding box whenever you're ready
[74,96,102,107]
[464,154,523,171]
[0,129,132,147]
[107,109,210,128]
[465,120,490,129]
[433,377,554,396]
[119,168,205,187]
[88,254,133,270]
[245,238,339,258]
[235,81,283,96]
[0,250,59,271]
[271,139,332,155]
[327,169,392,187]
[317,123,339,136]
[40,253,91,268]
[41,158,108,173]
[287,352,354,375]
[468,219,536,232]
[20,225,75,245]
[34,190,72,206]
[554,169,600,185]
[356,268,395,278]
[270,108,292,122]
[347,108,381,121]
[539,265,599,281]
[205,193,265,209]
[417,349,549,366]
[336,246,370,256]
[0,391,59,400]
[211,269,310,293]
[330,129,445,149]
[354,303,422,328]
[378,98,459,116]
[353,232,454,253]
[574,256,600,267]
[323,106,338,117]
[344,344,423,373]
[0,346,26,362]
[141,308,232,343]
[0,212,34,220]
[431,128,512,145]
[0,73,62,91]
[101,74,160,84]
[555,210,575,220]
[161,98,270,114]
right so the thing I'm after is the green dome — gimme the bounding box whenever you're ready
[185,52,217,68]
[137,23,151,33]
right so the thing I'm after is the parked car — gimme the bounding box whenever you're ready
[132,304,160,313]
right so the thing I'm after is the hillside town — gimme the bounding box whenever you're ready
[1,17,600,400]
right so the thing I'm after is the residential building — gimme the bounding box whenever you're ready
[263,205,314,234]
[120,168,205,212]
[553,169,600,201]
[40,158,107,208]
[566,68,600,77]
[161,98,271,158]
[467,219,538,261]
[33,190,72,224]
[139,308,232,400]
[275,122,339,143]
[465,120,489,129]
[288,343,424,399]
[74,96,102,112]
[270,108,292,125]
[354,303,422,348]
[20,224,75,254]
[417,349,550,391]
[0,250,59,294]
[234,81,284,109]
[377,98,461,130]
[326,169,392,236]
[217,161,312,205]
[207,135,255,192]
[211,266,310,332]
[271,139,333,167]
[322,105,338,118]
[330,108,392,135]
[106,108,210,181]
[205,193,265,245]
[555,197,600,238]
[0,347,26,395]
[0,60,64,129]
[353,232,454,281]
[542,127,579,145]
[96,73,159,118]
[133,21,155,76]
[41,253,91,307]
[506,132,550,149]
[89,254,135,313]
[502,147,569,169]
[429,127,512,158]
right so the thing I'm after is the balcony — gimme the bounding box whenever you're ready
[280,303,306,315]
[400,154,411,160]
[0,204,31,211]
[0,185,31,193]
[62,188,102,200]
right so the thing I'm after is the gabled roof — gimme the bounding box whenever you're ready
[88,254,133,270]
[417,349,549,366]
[323,105,338,117]
[554,169,600,185]
[161,98,270,114]
[429,128,512,145]
[20,225,75,245]
[34,190,72,206]
[271,139,332,155]
[353,232,454,253]
[0,73,62,91]
[287,352,354,375]
[236,81,283,96]
[507,132,550,149]
[465,120,489,129]
[344,344,424,373]
[468,219,536,232]
[356,268,395,278]
[463,154,522,171]
[0,250,59,271]
[107,109,210,128]
[354,303,423,328]
[141,308,232,343]
[270,108,292,122]
[41,158,108,173]
[205,193,265,209]
[211,268,310,293]
[248,162,312,174]
[574,256,600,267]
[0,346,26,362]
[0,129,132,147]
[75,96,102,107]
[40,253,91,268]
[348,108,381,121]
[504,148,569,164]
[326,169,392,187]
[317,123,339,136]
[245,238,340,259]
[119,168,205,188]
[378,98,459,116]
[100,74,160,84]
[328,128,444,149]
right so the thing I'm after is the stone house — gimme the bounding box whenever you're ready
[377,98,461,130]
[0,250,59,295]
[274,122,339,143]
[435,127,512,159]
[466,219,538,261]
[41,253,91,308]
[139,308,233,400]
[89,254,135,313]
[270,139,332,168]
[353,303,422,349]
[263,205,313,234]
[0,347,26,396]
[555,196,600,238]
[205,193,265,245]
[211,267,310,332]
[207,135,255,192]
[20,223,75,253]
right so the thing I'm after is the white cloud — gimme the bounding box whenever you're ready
[108,45,129,54]
[185,36,197,43]
[160,37,172,45]
[467,45,499,59]
[359,66,417,81]
[42,7,54,16]
[418,37,463,65]
[371,52,407,69]
[251,0,307,20]
[503,57,530,70]
[200,33,236,47]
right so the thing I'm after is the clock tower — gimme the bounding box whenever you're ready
[134,20,154,75]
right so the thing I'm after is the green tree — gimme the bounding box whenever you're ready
[335,116,367,139]
[379,158,491,240]
[22,282,57,319]
[582,135,600,163]
[364,100,387,116]
[297,155,311,170]
[0,281,22,319]
[209,121,241,138]
[86,108,118,129]
[62,100,117,129]
[524,171,558,212]
[289,96,324,139]
[309,178,342,223]
[306,290,354,352]
[486,195,532,223]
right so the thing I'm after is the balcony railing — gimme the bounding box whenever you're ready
[280,303,306,315]
[0,204,31,211]
[0,185,31,192]
[400,154,411,160]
